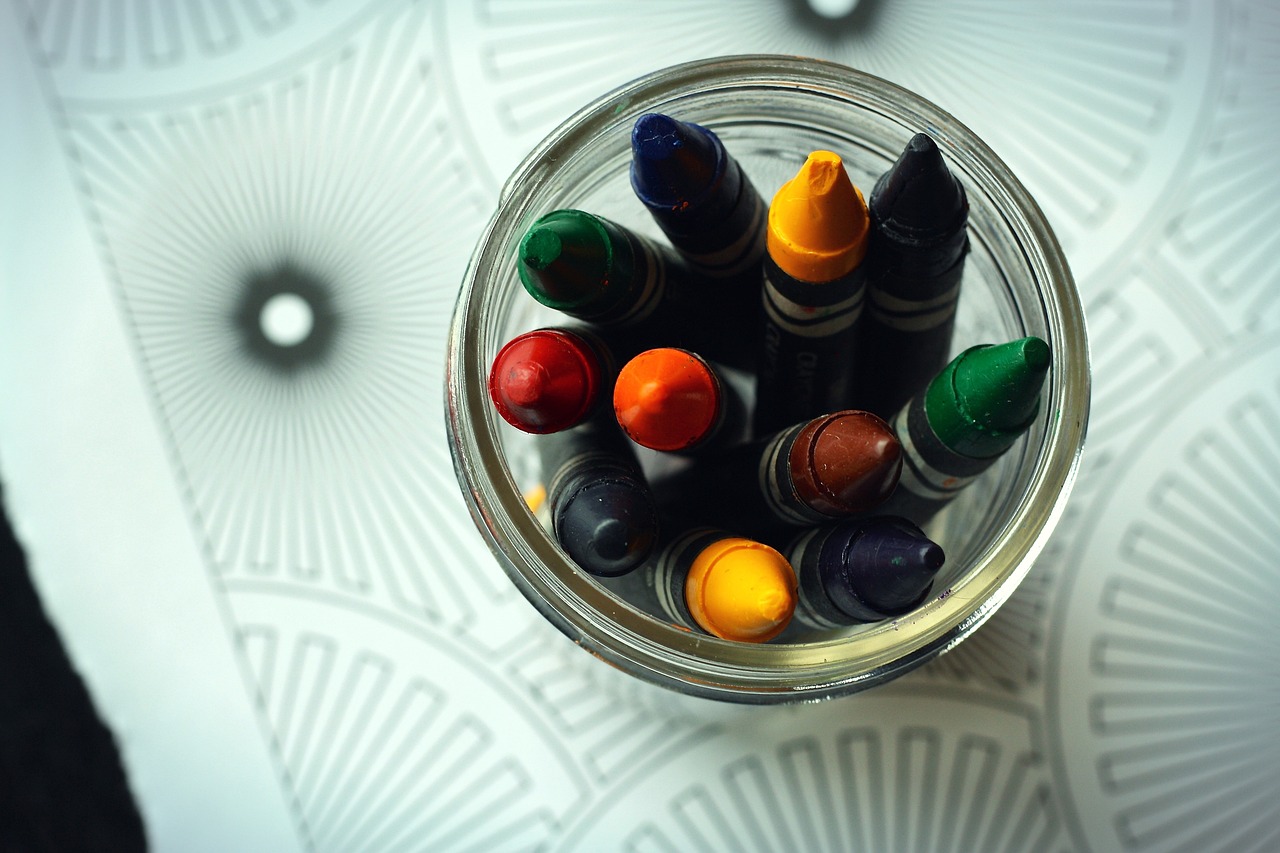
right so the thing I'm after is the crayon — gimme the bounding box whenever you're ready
[539,416,660,577]
[786,516,944,630]
[653,409,902,538]
[489,327,615,434]
[878,336,1051,524]
[856,132,970,418]
[516,209,747,369]
[629,113,768,283]
[606,528,797,643]
[754,150,870,433]
[612,347,746,453]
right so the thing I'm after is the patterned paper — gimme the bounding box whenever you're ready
[2,1,1277,851]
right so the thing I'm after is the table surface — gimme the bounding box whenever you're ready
[1,2,1277,851]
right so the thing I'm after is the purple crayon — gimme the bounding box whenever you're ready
[786,516,944,630]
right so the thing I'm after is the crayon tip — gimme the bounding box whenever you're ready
[517,210,614,311]
[556,478,658,577]
[880,539,944,599]
[488,328,602,433]
[686,537,796,643]
[793,410,903,515]
[591,517,633,561]
[637,380,669,409]
[613,348,720,452]
[919,541,946,571]
[858,519,945,613]
[502,363,547,406]
[630,113,722,208]
[870,132,968,245]
[823,516,944,618]
[954,336,1050,430]
[767,150,869,282]
[521,228,562,270]
[927,336,1051,457]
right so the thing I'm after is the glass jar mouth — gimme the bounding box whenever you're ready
[446,54,1089,702]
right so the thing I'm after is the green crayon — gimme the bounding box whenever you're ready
[517,209,750,369]
[877,336,1051,524]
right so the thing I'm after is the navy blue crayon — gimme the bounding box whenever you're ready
[857,132,970,418]
[630,113,767,283]
[879,337,1051,524]
[539,415,659,577]
[787,516,944,630]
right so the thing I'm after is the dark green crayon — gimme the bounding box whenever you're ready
[517,209,751,369]
[877,336,1051,524]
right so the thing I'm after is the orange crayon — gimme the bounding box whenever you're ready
[613,348,744,453]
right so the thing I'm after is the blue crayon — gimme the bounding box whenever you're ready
[630,113,768,284]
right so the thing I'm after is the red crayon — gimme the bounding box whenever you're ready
[613,348,744,453]
[488,327,614,434]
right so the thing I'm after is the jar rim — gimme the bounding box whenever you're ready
[446,54,1089,702]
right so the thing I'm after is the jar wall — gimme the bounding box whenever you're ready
[446,56,1088,702]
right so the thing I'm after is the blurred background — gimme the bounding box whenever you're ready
[1,1,1277,850]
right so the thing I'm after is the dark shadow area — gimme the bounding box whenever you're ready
[0,481,148,852]
[234,261,340,374]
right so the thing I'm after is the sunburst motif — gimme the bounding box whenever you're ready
[1050,336,1280,852]
[232,591,586,851]
[60,2,502,632]
[560,686,1072,851]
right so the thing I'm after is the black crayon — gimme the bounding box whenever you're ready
[856,132,970,418]
[539,415,659,577]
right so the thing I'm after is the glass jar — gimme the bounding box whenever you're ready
[445,55,1089,703]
